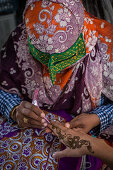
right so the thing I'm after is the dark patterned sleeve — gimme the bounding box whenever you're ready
[0,89,22,122]
[0,23,25,97]
[90,95,113,135]
[0,24,25,121]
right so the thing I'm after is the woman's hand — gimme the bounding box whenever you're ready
[15,101,47,129]
[65,113,100,133]
[48,121,113,169]
[48,121,94,158]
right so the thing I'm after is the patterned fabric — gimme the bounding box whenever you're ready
[84,10,113,105]
[25,0,85,84]
[0,3,113,128]
[0,90,22,122]
[0,111,91,170]
[0,89,113,136]
[89,95,113,135]
[91,103,113,132]
[25,0,84,54]
[0,110,103,170]
[0,0,113,169]
[28,33,86,84]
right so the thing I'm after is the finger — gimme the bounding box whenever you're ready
[65,122,70,128]
[20,101,45,118]
[18,102,47,126]
[20,101,32,109]
[50,121,67,131]
[69,116,80,124]
[31,104,45,117]
[53,148,69,159]
[21,108,42,123]
[27,118,47,128]
[69,119,82,129]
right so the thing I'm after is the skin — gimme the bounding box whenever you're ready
[65,113,100,133]
[13,102,100,134]
[11,102,112,169]
[46,113,100,134]
[12,101,48,128]
[48,121,113,170]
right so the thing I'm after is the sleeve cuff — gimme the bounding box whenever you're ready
[0,90,22,123]
[6,100,21,123]
[89,104,113,134]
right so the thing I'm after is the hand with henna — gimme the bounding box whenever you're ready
[48,121,113,170]
[48,121,94,158]
[65,113,100,133]
[11,101,48,129]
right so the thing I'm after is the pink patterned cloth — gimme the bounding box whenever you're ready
[24,0,84,53]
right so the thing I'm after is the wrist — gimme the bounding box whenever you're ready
[89,114,100,128]
[10,105,19,121]
[80,133,96,155]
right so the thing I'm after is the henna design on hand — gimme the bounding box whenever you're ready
[52,124,94,154]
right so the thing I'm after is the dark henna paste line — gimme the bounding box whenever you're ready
[52,124,94,154]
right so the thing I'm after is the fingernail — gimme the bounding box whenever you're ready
[52,153,55,157]
[41,112,45,118]
[52,153,56,158]
[43,123,47,127]
[65,123,70,128]
[42,119,46,123]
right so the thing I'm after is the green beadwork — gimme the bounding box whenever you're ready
[28,33,86,84]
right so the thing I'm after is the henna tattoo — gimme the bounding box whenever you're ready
[52,124,94,154]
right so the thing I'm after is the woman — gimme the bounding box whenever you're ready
[0,0,113,169]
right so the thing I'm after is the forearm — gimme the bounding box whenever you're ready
[87,136,113,169]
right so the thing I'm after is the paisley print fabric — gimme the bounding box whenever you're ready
[0,113,102,170]
[25,0,84,54]
[25,0,85,84]
[0,0,113,169]
[0,0,113,127]
[0,113,72,170]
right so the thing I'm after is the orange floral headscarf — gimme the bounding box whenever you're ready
[24,0,113,107]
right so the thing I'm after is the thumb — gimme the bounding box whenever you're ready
[52,149,69,159]
[69,120,81,129]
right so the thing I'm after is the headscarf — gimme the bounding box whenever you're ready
[0,0,113,112]
[24,0,86,85]
[24,0,113,107]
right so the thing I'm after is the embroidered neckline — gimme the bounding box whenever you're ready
[28,33,86,84]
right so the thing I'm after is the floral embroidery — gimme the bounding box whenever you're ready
[1,81,8,86]
[86,31,97,52]
[45,133,53,142]
[10,68,16,75]
[25,0,84,54]
[46,24,57,35]
[36,35,53,52]
[41,0,52,8]
[33,23,45,34]
[55,8,71,27]
[84,17,94,25]
[22,147,32,157]
[43,77,53,90]
[12,154,20,161]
